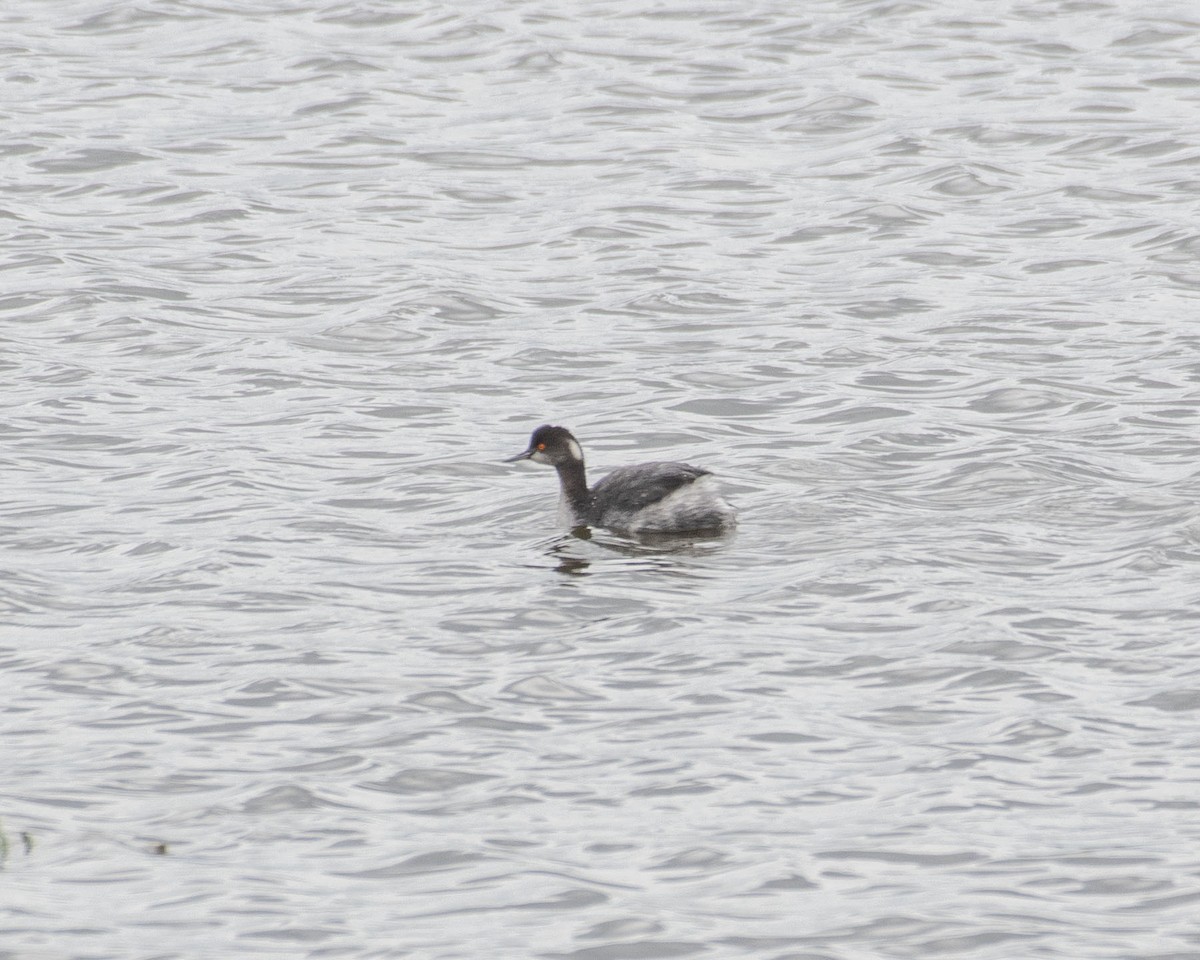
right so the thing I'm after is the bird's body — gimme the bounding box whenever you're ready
[507,425,736,535]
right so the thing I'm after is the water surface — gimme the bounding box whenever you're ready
[4,1,1200,958]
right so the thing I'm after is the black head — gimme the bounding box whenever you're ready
[506,424,584,467]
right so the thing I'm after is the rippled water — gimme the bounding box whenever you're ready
[5,0,1200,957]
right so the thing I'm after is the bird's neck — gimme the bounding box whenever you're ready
[555,459,592,525]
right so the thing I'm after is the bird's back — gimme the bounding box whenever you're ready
[590,461,731,533]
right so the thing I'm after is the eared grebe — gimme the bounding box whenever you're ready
[506,424,736,535]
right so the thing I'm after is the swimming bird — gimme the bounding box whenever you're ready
[506,424,735,535]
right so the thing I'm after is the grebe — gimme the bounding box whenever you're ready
[507,424,736,535]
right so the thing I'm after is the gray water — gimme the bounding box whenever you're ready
[4,1,1200,957]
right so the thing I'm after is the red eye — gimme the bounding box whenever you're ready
[537,443,546,451]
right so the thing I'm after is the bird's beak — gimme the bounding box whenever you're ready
[504,447,534,463]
